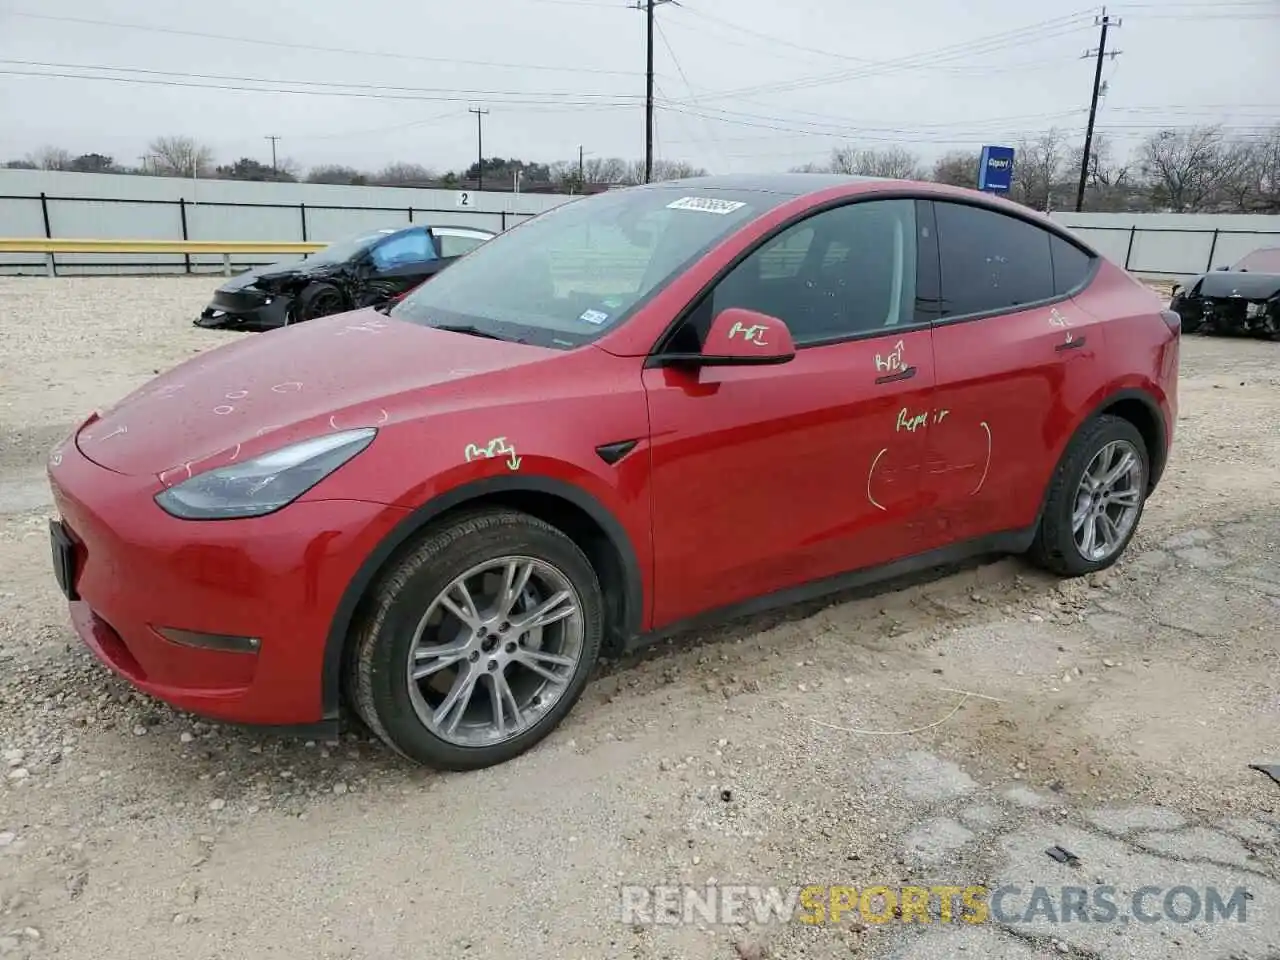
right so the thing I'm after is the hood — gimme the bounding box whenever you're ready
[1189,271,1280,301]
[76,309,560,481]
[216,259,332,292]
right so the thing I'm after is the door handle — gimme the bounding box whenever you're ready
[1055,335,1087,352]
[875,365,917,385]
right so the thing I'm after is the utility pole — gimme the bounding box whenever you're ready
[579,145,585,186]
[1074,8,1121,212]
[265,135,280,172]
[468,107,489,192]
[632,0,674,184]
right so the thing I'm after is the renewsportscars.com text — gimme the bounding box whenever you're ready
[619,884,1251,926]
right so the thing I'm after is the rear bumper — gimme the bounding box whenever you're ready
[47,439,408,726]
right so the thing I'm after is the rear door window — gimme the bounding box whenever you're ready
[933,201,1056,318]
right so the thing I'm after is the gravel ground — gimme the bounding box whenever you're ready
[1,276,1280,960]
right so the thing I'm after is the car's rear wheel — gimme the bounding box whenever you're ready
[349,509,604,770]
[1028,415,1149,577]
[291,282,345,324]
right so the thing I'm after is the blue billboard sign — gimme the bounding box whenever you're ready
[978,145,1015,193]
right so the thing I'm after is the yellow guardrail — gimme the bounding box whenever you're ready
[0,237,328,277]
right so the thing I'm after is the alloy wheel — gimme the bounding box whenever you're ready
[405,556,585,747]
[1071,439,1144,562]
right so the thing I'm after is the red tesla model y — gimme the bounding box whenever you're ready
[46,174,1179,770]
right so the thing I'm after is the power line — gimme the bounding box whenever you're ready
[687,9,1101,102]
[0,9,644,77]
[0,58,647,101]
[652,15,726,168]
[664,4,877,64]
[0,65,645,107]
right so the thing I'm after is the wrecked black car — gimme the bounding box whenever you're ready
[1170,247,1280,340]
[196,224,494,330]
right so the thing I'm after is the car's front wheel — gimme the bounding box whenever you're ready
[1028,414,1150,577]
[349,509,604,770]
[290,282,346,324]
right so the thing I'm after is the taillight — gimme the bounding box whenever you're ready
[1160,309,1181,335]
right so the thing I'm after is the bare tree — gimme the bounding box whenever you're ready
[148,136,215,177]
[1010,129,1070,211]
[828,146,922,179]
[929,151,981,188]
[1251,126,1280,213]
[373,162,438,186]
[1138,125,1226,212]
[26,146,75,171]
[306,164,368,185]
[1067,134,1133,212]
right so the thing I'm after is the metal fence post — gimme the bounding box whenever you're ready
[1123,225,1136,270]
[1205,229,1220,271]
[178,198,192,274]
[39,191,55,277]
[299,203,308,241]
[408,206,414,223]
[500,210,507,232]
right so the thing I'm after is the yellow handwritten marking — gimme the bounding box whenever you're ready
[971,422,992,495]
[1049,307,1071,328]
[875,340,906,373]
[896,408,929,433]
[934,409,949,424]
[866,448,888,512]
[464,437,522,471]
[728,321,768,346]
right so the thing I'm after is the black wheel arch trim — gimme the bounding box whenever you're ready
[319,475,646,720]
[1079,387,1170,491]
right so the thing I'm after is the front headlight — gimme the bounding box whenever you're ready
[154,428,376,520]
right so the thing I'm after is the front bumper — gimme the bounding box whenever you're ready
[196,291,293,330]
[46,438,407,726]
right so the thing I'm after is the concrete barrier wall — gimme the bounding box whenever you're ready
[1050,212,1280,280]
[0,169,576,275]
[2,169,1278,280]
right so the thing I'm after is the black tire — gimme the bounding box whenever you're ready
[1027,414,1150,578]
[348,509,604,770]
[291,282,346,324]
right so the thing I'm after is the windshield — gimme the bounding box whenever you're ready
[390,186,777,348]
[1231,248,1280,273]
[308,228,401,266]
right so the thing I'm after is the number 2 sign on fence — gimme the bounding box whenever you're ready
[456,192,472,208]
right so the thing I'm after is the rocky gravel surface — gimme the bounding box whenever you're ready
[1,276,1279,959]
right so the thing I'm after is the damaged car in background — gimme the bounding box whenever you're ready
[196,224,495,330]
[1169,247,1280,340]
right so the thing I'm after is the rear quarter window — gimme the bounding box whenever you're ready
[1050,234,1095,296]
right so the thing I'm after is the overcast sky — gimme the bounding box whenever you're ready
[0,0,1276,176]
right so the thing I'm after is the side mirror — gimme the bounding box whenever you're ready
[702,308,796,364]
[654,308,796,368]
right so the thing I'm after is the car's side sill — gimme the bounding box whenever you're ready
[625,525,1038,653]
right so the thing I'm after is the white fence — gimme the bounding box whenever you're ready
[1,169,1278,279]
[0,169,575,275]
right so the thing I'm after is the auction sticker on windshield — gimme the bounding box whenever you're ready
[667,196,747,215]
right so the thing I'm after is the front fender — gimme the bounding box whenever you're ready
[316,469,648,721]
